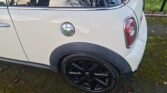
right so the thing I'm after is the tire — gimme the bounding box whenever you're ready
[61,53,119,93]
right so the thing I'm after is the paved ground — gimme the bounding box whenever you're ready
[147,17,167,35]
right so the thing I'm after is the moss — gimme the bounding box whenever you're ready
[147,17,167,25]
[134,36,167,85]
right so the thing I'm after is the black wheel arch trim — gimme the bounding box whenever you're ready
[50,42,132,75]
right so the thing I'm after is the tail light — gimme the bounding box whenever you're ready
[124,17,138,48]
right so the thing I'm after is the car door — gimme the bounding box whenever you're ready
[7,0,61,65]
[0,0,27,61]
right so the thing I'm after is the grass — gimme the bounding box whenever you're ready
[145,0,167,13]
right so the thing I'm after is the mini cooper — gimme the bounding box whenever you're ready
[0,0,147,92]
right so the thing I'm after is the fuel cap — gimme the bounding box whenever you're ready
[61,22,75,36]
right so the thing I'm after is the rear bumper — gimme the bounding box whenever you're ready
[125,13,147,72]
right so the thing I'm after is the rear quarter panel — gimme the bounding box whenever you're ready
[126,0,144,25]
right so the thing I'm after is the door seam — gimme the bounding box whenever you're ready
[7,7,30,61]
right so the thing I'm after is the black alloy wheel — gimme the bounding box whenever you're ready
[61,53,119,93]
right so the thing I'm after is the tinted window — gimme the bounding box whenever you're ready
[50,0,122,7]
[8,0,49,6]
[0,0,6,6]
[8,0,123,7]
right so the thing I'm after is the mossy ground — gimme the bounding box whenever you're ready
[134,36,167,85]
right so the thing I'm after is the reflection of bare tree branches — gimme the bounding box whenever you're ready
[8,0,121,7]
[66,0,91,7]
[66,0,117,7]
[67,0,99,7]
[9,0,15,5]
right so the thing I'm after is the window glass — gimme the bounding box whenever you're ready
[8,0,123,7]
[0,0,6,6]
[50,0,122,7]
[8,0,50,6]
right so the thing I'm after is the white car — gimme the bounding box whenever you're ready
[0,0,147,92]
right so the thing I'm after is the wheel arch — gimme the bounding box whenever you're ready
[50,42,132,76]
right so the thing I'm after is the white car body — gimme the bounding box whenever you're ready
[0,0,147,92]
[0,0,146,71]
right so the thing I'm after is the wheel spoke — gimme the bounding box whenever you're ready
[94,73,109,77]
[80,60,89,69]
[69,71,82,76]
[76,76,86,84]
[89,63,98,72]
[71,63,84,72]
[89,79,97,90]
[95,78,108,87]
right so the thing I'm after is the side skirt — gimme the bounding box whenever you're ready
[0,57,53,71]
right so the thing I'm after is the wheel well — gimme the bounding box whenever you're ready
[50,42,132,75]
[56,53,121,74]
[57,55,68,72]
